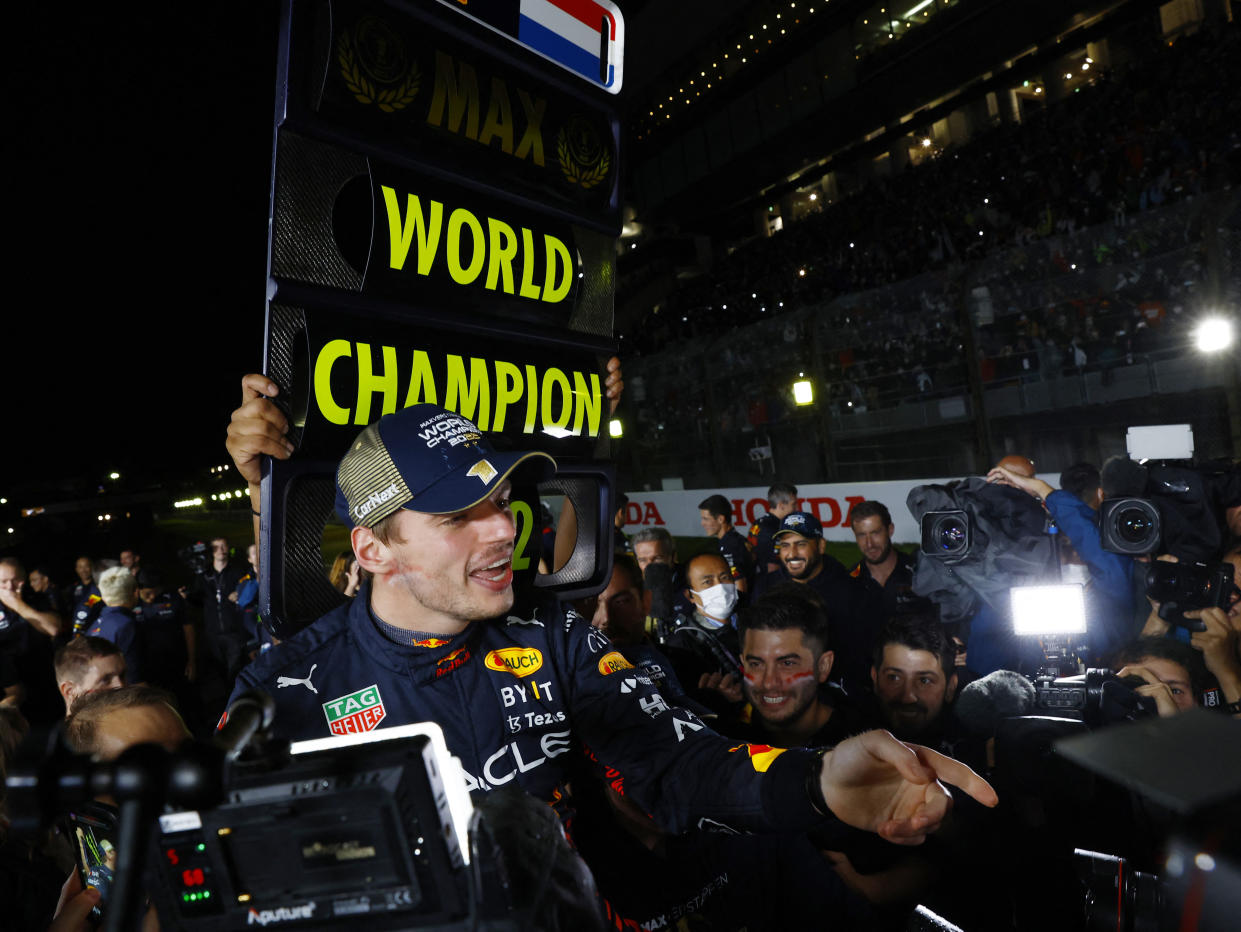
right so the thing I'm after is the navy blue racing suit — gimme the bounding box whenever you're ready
[229,584,828,836]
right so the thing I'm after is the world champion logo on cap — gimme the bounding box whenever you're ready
[467,460,499,484]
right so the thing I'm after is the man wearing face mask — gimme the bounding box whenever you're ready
[659,553,745,717]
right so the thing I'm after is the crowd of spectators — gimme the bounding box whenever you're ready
[623,21,1241,437]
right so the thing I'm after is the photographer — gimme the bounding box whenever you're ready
[1136,562,1241,718]
[1112,637,1208,718]
[987,464,1137,662]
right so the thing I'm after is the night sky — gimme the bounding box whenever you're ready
[6,0,680,495]
[7,6,281,491]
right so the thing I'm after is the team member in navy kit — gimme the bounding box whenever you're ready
[225,372,995,847]
[87,567,147,685]
[699,493,756,595]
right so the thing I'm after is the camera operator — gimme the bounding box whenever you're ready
[1135,556,1241,718]
[1112,636,1208,718]
[630,527,694,621]
[224,373,996,877]
[987,464,1137,662]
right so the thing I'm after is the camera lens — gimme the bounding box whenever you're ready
[937,518,967,553]
[1102,498,1160,554]
[1117,508,1153,544]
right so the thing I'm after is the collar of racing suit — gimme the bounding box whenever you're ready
[348,581,550,685]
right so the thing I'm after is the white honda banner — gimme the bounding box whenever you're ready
[618,475,1060,543]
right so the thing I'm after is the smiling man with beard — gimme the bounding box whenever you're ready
[730,585,865,748]
[867,615,959,747]
[848,501,929,622]
[767,512,873,697]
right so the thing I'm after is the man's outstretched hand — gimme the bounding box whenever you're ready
[819,730,997,845]
[225,374,293,488]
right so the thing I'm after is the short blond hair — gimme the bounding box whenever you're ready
[98,566,137,605]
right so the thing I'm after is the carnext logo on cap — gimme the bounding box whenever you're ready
[788,515,805,526]
[354,482,400,520]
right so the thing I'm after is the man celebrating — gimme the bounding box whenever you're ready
[226,372,994,850]
[731,585,863,748]
[766,512,872,696]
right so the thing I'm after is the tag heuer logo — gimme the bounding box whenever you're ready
[323,685,386,736]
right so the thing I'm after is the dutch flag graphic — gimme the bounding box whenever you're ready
[518,0,625,92]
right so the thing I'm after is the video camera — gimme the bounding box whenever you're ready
[178,541,210,575]
[1098,425,1241,564]
[1145,560,1238,632]
[6,695,554,932]
[1029,668,1156,727]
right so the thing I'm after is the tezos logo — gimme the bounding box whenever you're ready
[485,647,543,677]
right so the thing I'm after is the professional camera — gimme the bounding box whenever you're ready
[920,510,970,560]
[1099,497,1162,555]
[1100,438,1241,563]
[6,697,576,932]
[1030,668,1156,727]
[178,540,210,575]
[1145,560,1239,631]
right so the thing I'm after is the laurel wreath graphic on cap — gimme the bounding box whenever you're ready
[337,30,420,113]
[557,126,611,190]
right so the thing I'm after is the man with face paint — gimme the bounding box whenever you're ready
[730,584,864,748]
